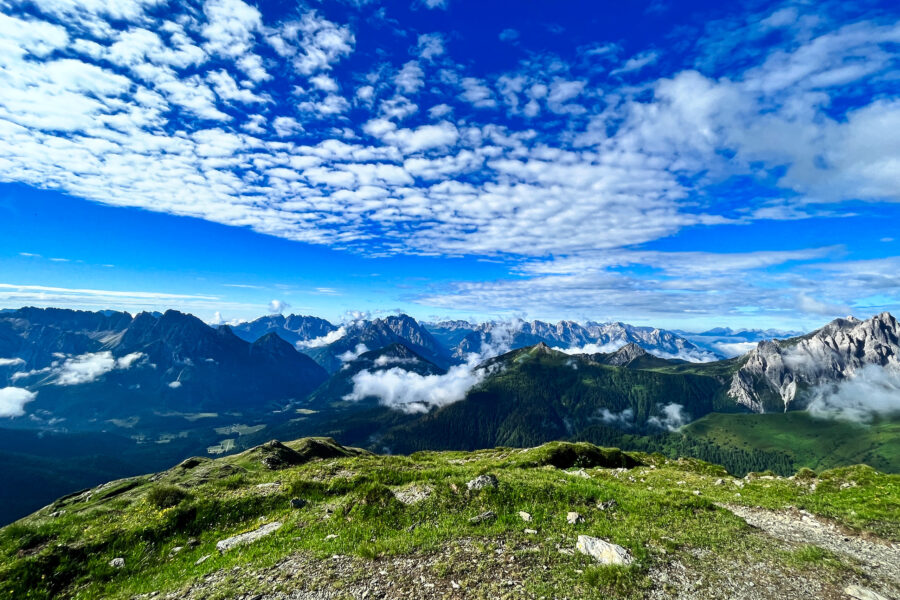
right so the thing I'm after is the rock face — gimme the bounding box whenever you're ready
[575,535,633,565]
[216,521,282,553]
[602,343,649,366]
[727,312,900,412]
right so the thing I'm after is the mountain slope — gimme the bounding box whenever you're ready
[375,344,729,453]
[1,438,897,600]
[1,308,329,428]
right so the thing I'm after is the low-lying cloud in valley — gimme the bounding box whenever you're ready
[55,352,145,385]
[807,364,900,423]
[343,360,484,414]
[0,387,37,417]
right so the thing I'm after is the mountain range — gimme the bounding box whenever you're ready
[1,306,899,524]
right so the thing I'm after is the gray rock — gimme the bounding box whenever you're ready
[216,521,282,553]
[845,585,889,600]
[575,535,633,565]
[518,511,532,522]
[597,499,617,510]
[195,554,211,566]
[468,510,497,524]
[567,511,585,524]
[466,474,498,491]
[109,557,125,568]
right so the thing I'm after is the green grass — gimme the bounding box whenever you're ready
[682,412,900,473]
[0,439,897,599]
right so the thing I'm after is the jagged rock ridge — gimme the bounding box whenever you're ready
[727,312,900,412]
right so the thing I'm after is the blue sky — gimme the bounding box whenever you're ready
[0,0,899,330]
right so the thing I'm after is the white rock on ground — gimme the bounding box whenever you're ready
[466,474,498,491]
[844,585,889,600]
[109,557,124,568]
[567,511,584,524]
[575,535,633,565]
[518,511,532,522]
[216,521,282,553]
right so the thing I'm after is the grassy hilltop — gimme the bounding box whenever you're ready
[1,438,898,600]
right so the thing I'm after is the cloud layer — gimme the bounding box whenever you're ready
[0,1,898,322]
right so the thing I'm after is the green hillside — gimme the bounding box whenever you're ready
[681,412,900,474]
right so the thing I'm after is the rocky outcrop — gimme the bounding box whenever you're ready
[727,312,900,412]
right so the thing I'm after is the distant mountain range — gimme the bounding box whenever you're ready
[1,306,899,524]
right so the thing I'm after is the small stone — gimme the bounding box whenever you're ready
[186,538,199,548]
[466,474,498,491]
[714,478,724,486]
[845,585,889,600]
[693,490,701,496]
[469,510,497,524]
[195,554,211,566]
[289,498,307,509]
[451,581,460,589]
[524,528,538,534]
[109,557,125,568]
[324,534,338,541]
[518,511,532,522]
[567,511,584,525]
[575,535,633,565]
[170,546,183,555]
[597,500,617,511]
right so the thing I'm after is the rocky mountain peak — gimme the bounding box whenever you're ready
[605,343,649,366]
[728,312,899,412]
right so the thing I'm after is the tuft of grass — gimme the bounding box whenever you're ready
[145,484,190,509]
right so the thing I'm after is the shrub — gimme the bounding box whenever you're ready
[146,484,189,509]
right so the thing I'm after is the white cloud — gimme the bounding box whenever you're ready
[395,61,424,94]
[202,0,262,59]
[556,341,627,355]
[647,403,689,431]
[268,299,290,314]
[168,380,183,388]
[0,358,26,367]
[55,351,145,385]
[344,361,481,413]
[419,0,448,9]
[0,387,37,418]
[598,407,634,428]
[611,50,659,75]
[417,33,444,60]
[338,343,369,362]
[297,326,347,348]
[808,364,900,423]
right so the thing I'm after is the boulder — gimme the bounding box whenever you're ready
[575,535,632,565]
[216,521,282,553]
[466,474,498,491]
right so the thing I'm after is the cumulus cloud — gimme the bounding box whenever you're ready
[0,387,37,418]
[344,361,482,413]
[268,299,290,314]
[647,403,690,431]
[55,351,145,385]
[807,364,900,423]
